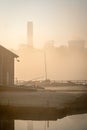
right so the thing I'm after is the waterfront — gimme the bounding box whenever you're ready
[0,88,86,107]
[0,113,87,130]
[0,87,87,130]
[15,114,87,130]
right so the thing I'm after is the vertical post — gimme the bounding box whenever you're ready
[44,49,47,80]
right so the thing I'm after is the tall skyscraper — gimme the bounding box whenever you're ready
[27,21,33,47]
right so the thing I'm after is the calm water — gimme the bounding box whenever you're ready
[15,114,87,130]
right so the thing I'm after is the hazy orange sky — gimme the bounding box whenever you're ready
[0,0,87,49]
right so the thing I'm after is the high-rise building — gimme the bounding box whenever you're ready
[27,21,33,47]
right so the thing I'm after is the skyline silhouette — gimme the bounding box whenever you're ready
[15,39,87,81]
[0,0,87,49]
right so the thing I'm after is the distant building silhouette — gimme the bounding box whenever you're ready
[0,45,18,86]
[27,21,33,47]
[16,22,87,80]
[16,39,87,80]
[68,40,85,50]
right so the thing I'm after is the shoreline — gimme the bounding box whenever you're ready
[0,94,87,120]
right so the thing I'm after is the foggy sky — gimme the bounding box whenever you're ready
[15,43,87,81]
[0,0,87,49]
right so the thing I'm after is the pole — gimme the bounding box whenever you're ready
[44,49,47,80]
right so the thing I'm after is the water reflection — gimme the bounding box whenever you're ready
[0,93,87,130]
[0,114,87,130]
[0,120,14,130]
[15,114,87,130]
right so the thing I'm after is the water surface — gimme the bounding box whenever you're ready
[15,114,87,130]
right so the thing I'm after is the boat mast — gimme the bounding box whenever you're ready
[44,49,47,80]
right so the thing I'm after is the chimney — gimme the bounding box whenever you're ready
[27,21,33,47]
